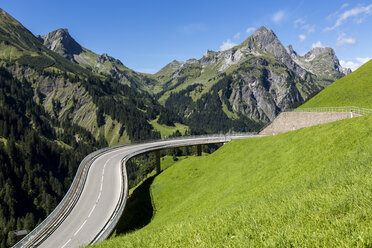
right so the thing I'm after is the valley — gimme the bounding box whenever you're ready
[0,3,371,248]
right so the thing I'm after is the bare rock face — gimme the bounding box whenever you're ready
[289,46,352,82]
[156,26,349,123]
[227,57,305,122]
[38,29,83,61]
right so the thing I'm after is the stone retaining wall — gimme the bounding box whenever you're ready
[260,112,361,135]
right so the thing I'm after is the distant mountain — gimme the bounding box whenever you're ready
[300,59,372,109]
[286,45,352,80]
[0,8,168,144]
[38,28,157,91]
[154,26,350,123]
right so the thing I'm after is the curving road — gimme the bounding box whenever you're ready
[15,135,258,248]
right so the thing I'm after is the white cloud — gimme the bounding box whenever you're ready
[312,41,324,48]
[246,27,256,34]
[301,24,315,34]
[233,32,241,40]
[340,60,359,71]
[294,18,305,27]
[337,32,357,46]
[325,4,372,31]
[272,10,286,24]
[340,57,371,71]
[299,34,306,41]
[220,40,237,51]
[356,57,371,64]
[341,3,349,9]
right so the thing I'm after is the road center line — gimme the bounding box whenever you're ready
[60,238,71,248]
[88,204,96,218]
[74,219,87,236]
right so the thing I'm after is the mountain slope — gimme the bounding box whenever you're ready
[0,8,181,247]
[154,27,349,123]
[96,112,372,247]
[0,8,172,144]
[38,28,158,92]
[0,67,104,248]
[299,59,372,108]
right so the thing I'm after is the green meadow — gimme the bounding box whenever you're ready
[95,114,372,247]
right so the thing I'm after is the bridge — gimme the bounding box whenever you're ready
[14,134,258,248]
[15,106,372,248]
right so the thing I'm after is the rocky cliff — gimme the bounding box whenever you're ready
[155,26,350,123]
[38,29,157,91]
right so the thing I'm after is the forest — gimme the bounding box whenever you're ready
[0,67,104,247]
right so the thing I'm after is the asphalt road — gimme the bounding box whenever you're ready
[17,135,258,248]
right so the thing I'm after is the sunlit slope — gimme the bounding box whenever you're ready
[300,60,372,108]
[95,115,372,247]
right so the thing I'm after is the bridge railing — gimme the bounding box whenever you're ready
[13,133,257,248]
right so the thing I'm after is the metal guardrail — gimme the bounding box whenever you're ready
[13,133,256,248]
[290,106,372,115]
[91,136,236,243]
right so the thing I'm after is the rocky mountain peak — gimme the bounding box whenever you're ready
[286,45,296,56]
[304,47,334,58]
[96,53,123,66]
[250,26,281,49]
[39,28,83,60]
[252,26,277,39]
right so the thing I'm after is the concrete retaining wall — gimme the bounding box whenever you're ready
[260,112,361,135]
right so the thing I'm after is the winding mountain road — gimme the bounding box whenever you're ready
[15,134,258,248]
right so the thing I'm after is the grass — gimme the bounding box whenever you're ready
[149,117,189,138]
[113,155,192,237]
[300,59,372,109]
[94,114,372,247]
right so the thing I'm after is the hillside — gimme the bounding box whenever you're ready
[0,8,183,247]
[0,8,173,144]
[95,114,372,247]
[300,59,372,109]
[38,28,158,92]
[38,26,351,133]
[0,68,105,247]
[154,26,350,125]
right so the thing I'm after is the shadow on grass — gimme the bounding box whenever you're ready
[114,176,155,236]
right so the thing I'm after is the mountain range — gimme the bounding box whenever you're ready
[37,25,350,127]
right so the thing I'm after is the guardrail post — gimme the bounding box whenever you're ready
[155,150,161,174]
[197,144,202,156]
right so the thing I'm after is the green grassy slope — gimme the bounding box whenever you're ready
[149,117,189,138]
[95,114,372,247]
[300,59,372,109]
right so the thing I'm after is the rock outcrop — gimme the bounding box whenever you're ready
[156,26,350,123]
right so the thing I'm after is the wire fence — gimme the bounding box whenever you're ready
[289,106,372,115]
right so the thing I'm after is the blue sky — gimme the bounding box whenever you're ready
[2,0,372,73]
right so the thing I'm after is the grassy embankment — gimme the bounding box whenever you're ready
[95,114,372,247]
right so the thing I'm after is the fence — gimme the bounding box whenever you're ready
[289,106,372,115]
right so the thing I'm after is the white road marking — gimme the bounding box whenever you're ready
[61,238,71,248]
[74,219,87,236]
[97,191,101,200]
[88,204,96,218]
